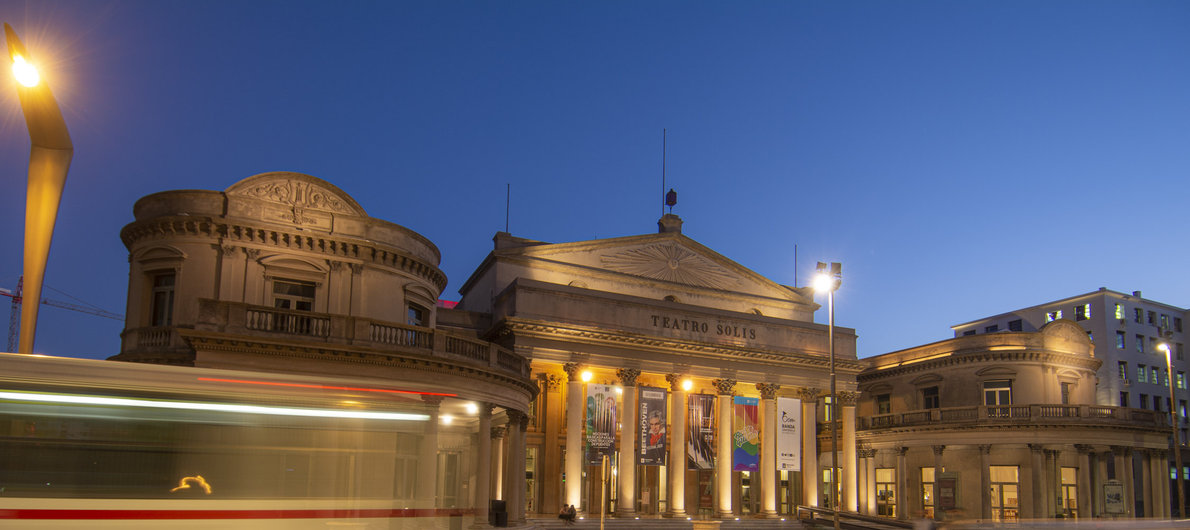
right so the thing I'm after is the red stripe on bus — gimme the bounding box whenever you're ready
[0,508,474,520]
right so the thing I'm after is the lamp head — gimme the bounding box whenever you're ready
[580,370,593,383]
[681,379,693,392]
[11,53,38,87]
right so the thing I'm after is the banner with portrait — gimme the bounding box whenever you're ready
[732,396,759,472]
[585,383,617,465]
[638,386,667,466]
[687,394,716,470]
[776,397,801,471]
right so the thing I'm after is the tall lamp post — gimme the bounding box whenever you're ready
[813,261,842,530]
[5,23,74,354]
[1159,342,1186,518]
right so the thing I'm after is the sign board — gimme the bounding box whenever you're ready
[1103,480,1125,514]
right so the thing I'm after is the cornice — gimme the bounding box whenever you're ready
[121,217,447,291]
[854,421,1168,437]
[495,318,864,374]
[859,349,1102,382]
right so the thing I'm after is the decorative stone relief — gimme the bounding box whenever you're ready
[231,176,358,215]
[563,362,581,382]
[600,243,739,290]
[616,368,641,387]
[666,373,684,392]
[756,383,780,400]
[796,387,821,402]
[711,378,736,396]
[544,374,562,392]
[837,391,860,407]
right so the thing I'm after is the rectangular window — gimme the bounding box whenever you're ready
[1161,314,1170,330]
[962,330,976,336]
[1116,331,1126,349]
[1118,361,1128,380]
[989,466,1020,522]
[1137,335,1145,353]
[922,387,940,409]
[1060,467,1078,518]
[876,394,891,415]
[150,272,175,327]
[985,325,999,333]
[1120,392,1129,407]
[824,396,834,421]
[1180,400,1187,421]
[1115,303,1124,320]
[1134,308,1143,323]
[1178,371,1186,390]
[1177,317,1184,333]
[273,279,315,311]
[1151,366,1159,384]
[1179,343,1185,361]
[1075,304,1090,321]
[1148,311,1156,324]
[1150,337,1157,354]
[1060,382,1072,404]
[1008,319,1022,332]
[1046,310,1062,323]
[921,467,935,520]
[1140,394,1149,410]
[875,468,896,517]
[984,380,1012,412]
[407,304,427,326]
[1138,365,1147,383]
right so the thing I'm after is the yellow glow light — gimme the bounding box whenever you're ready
[812,273,833,293]
[465,402,479,415]
[170,475,213,494]
[441,414,453,425]
[11,54,39,87]
[681,379,693,391]
[580,371,593,382]
[615,387,623,395]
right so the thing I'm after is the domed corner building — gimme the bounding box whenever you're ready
[854,318,1175,522]
[112,171,538,522]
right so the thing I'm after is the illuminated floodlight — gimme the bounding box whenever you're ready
[581,371,593,382]
[441,414,454,425]
[615,387,623,395]
[464,402,479,415]
[681,379,693,392]
[10,54,38,87]
[0,390,430,421]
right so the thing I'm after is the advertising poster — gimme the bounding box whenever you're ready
[585,383,616,465]
[732,396,759,472]
[687,394,716,469]
[776,397,801,471]
[638,386,667,466]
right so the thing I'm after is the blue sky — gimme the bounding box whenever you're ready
[1,0,1187,360]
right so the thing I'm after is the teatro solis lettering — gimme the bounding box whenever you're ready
[649,315,757,340]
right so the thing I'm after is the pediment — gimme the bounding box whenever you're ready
[509,232,803,301]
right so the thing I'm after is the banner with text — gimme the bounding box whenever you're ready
[638,386,667,466]
[585,383,617,465]
[776,397,801,471]
[687,394,716,470]
[732,396,759,472]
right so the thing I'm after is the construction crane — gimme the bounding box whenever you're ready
[0,276,123,352]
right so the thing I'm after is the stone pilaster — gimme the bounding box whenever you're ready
[798,387,821,507]
[714,379,736,517]
[563,363,584,511]
[839,391,859,513]
[756,383,779,517]
[666,373,687,517]
[616,368,640,517]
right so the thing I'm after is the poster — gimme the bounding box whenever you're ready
[732,396,759,472]
[638,386,667,466]
[585,383,616,465]
[687,394,716,469]
[776,397,801,471]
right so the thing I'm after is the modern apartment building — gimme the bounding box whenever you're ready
[951,288,1188,441]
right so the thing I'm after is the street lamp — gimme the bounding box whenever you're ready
[5,23,74,354]
[813,261,841,530]
[1159,342,1185,517]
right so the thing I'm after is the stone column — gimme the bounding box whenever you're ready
[1044,449,1056,517]
[932,445,945,521]
[506,410,528,523]
[861,449,876,515]
[491,425,506,500]
[666,374,687,517]
[418,396,443,508]
[1095,450,1108,517]
[896,447,909,521]
[756,383,780,517]
[1122,447,1135,517]
[1142,450,1154,517]
[713,378,736,518]
[1157,449,1172,518]
[1076,445,1093,520]
[840,391,859,513]
[798,387,820,507]
[979,445,992,520]
[475,404,493,524]
[1030,444,1045,519]
[563,363,585,511]
[616,368,641,517]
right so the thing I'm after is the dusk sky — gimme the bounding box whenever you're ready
[1,1,1187,360]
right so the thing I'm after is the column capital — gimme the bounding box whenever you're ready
[220,243,238,254]
[897,446,909,457]
[1074,444,1094,454]
[979,444,993,455]
[543,373,563,392]
[756,382,780,400]
[506,409,529,431]
[1111,445,1134,457]
[711,378,736,396]
[563,362,582,381]
[491,425,507,440]
[837,390,860,406]
[860,448,878,459]
[349,262,364,274]
[422,395,445,406]
[932,445,945,456]
[666,373,685,392]
[1029,443,1045,453]
[616,368,641,387]
[796,387,821,401]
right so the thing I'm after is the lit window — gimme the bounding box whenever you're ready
[1134,308,1143,323]
[1137,335,1145,353]
[1152,366,1160,385]
[1116,331,1126,349]
[1008,319,1022,332]
[983,380,1011,406]
[150,272,176,327]
[824,396,834,421]
[1161,314,1170,330]
[989,466,1020,522]
[1046,310,1062,323]
[1075,304,1090,321]
[1178,372,1186,390]
[1114,303,1124,320]
[921,467,936,519]
[1138,365,1147,383]
[1118,361,1127,380]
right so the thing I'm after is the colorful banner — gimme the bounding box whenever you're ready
[732,396,759,472]
[638,386,667,466]
[585,384,617,465]
[776,397,801,471]
[687,394,716,470]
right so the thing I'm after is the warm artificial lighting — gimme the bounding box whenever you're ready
[197,377,457,397]
[681,379,693,392]
[11,53,39,87]
[581,370,593,382]
[812,272,834,293]
[465,402,479,415]
[441,414,453,425]
[615,387,623,395]
[1159,343,1171,356]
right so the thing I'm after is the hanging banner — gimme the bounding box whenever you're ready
[585,384,617,465]
[687,394,716,470]
[732,396,759,472]
[638,386,667,466]
[776,397,801,471]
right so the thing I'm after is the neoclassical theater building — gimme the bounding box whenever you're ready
[111,172,862,524]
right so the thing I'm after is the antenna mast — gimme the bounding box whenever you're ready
[505,183,510,233]
[661,129,666,217]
